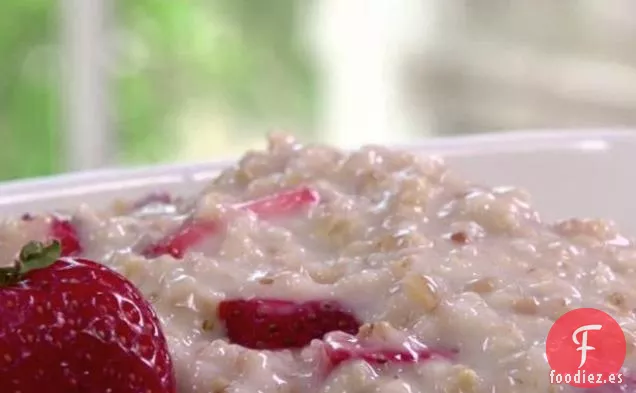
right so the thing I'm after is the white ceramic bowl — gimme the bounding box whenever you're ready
[1,129,635,233]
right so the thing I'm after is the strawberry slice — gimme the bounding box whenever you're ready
[142,220,218,259]
[142,187,320,259]
[323,333,457,370]
[18,214,82,257]
[49,217,82,257]
[217,298,361,350]
[235,186,320,217]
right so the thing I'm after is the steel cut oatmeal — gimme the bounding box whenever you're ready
[0,134,634,393]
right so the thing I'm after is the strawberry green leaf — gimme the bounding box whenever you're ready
[0,240,61,286]
[18,240,62,274]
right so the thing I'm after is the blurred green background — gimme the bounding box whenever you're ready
[0,0,317,181]
[3,0,636,182]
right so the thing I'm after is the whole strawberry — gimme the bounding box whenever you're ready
[0,240,176,393]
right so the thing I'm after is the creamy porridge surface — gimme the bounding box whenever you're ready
[1,134,635,393]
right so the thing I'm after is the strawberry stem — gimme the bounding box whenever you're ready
[0,240,61,286]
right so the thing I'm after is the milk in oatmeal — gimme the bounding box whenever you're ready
[0,134,634,393]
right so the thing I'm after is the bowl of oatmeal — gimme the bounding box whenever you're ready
[1,129,635,393]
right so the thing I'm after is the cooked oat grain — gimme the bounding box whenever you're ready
[0,134,633,393]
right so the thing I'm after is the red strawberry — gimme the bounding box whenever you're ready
[142,187,320,259]
[49,216,82,257]
[142,219,218,259]
[19,214,82,257]
[0,241,176,393]
[322,332,457,370]
[217,298,361,350]
[234,186,320,217]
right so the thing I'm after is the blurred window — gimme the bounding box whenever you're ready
[2,0,636,181]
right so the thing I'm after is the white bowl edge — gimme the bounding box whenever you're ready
[2,128,636,232]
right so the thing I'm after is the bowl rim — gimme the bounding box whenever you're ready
[1,127,635,194]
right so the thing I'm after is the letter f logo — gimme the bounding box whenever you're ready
[572,324,603,368]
